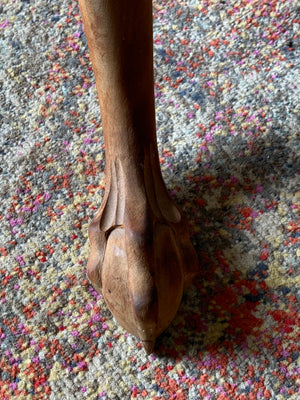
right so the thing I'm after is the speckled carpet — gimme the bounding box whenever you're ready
[0,0,299,399]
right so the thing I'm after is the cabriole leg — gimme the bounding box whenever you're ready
[78,0,199,353]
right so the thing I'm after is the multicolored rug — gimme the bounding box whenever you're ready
[1,0,299,399]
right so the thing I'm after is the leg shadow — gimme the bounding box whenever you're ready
[155,133,299,358]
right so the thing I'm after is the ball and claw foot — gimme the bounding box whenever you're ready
[86,158,199,354]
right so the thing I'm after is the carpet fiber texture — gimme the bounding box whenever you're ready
[0,0,299,399]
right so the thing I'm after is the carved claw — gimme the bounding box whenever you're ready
[87,158,198,353]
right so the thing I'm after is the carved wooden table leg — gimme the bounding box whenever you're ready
[79,0,199,353]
